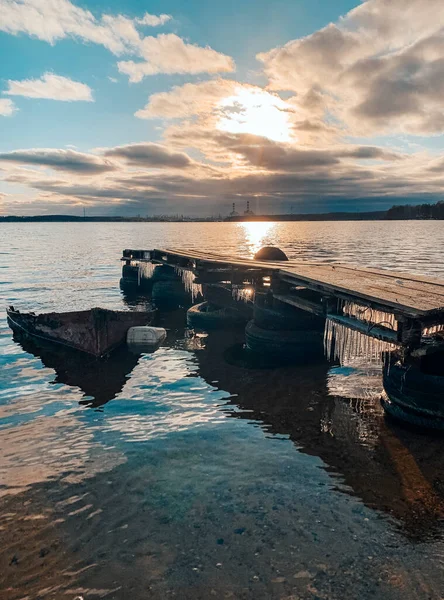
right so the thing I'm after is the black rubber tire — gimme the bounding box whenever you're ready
[187,302,247,330]
[122,264,139,279]
[253,299,323,331]
[151,265,179,283]
[381,395,444,431]
[203,284,253,318]
[152,280,190,309]
[382,360,444,426]
[120,277,139,291]
[245,320,323,361]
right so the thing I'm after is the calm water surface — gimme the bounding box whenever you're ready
[1,221,444,600]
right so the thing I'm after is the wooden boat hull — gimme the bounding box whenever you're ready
[7,307,155,357]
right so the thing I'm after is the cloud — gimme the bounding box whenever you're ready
[218,134,340,170]
[258,0,444,136]
[0,0,160,53]
[0,98,17,116]
[0,0,234,79]
[5,73,93,101]
[0,149,115,174]
[102,143,193,168]
[136,13,171,27]
[1,133,438,218]
[136,79,238,119]
[117,34,235,82]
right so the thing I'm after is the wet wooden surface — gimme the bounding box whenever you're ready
[151,248,444,320]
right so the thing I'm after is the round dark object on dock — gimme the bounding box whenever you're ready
[152,280,190,310]
[382,359,444,430]
[187,302,247,331]
[245,320,323,363]
[254,246,289,261]
[253,298,323,331]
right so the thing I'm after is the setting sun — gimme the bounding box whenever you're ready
[216,88,292,142]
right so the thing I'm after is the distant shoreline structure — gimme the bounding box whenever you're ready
[1,201,443,222]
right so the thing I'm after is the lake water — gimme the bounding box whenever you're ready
[1,221,444,600]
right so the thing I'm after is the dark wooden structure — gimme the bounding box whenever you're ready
[7,306,155,357]
[121,248,444,354]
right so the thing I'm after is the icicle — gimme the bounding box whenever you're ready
[423,324,444,337]
[341,300,396,330]
[324,319,396,366]
[231,285,255,303]
[174,267,203,302]
[138,261,156,280]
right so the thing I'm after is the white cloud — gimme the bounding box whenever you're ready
[258,0,444,136]
[136,13,171,27]
[5,73,93,102]
[135,79,239,119]
[0,98,17,116]
[0,0,131,53]
[117,34,235,82]
[0,0,235,79]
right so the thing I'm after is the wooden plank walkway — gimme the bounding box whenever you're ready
[148,248,444,323]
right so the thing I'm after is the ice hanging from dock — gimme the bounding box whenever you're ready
[324,319,396,366]
[340,300,396,330]
[138,261,156,280]
[174,267,202,302]
[423,324,444,337]
[232,285,255,303]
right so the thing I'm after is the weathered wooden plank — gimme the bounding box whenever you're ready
[284,263,444,300]
[279,265,444,317]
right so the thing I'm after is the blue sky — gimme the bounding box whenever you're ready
[1,0,444,215]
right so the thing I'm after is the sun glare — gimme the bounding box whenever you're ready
[217,88,292,142]
[241,221,275,256]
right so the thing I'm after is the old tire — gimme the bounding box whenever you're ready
[151,265,179,283]
[152,280,190,309]
[253,300,323,331]
[381,395,444,431]
[187,302,247,330]
[120,277,139,291]
[122,264,139,280]
[382,360,444,428]
[245,320,323,362]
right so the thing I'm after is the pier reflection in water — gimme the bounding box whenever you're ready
[193,330,444,542]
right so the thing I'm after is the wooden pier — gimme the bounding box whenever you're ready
[122,247,444,353]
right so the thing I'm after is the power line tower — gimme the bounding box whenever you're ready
[229,202,239,217]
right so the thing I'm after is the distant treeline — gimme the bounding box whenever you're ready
[385,201,444,220]
[0,215,220,223]
[1,201,444,222]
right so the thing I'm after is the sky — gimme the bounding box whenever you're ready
[1,0,444,216]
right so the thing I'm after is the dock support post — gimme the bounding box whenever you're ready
[397,318,422,352]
